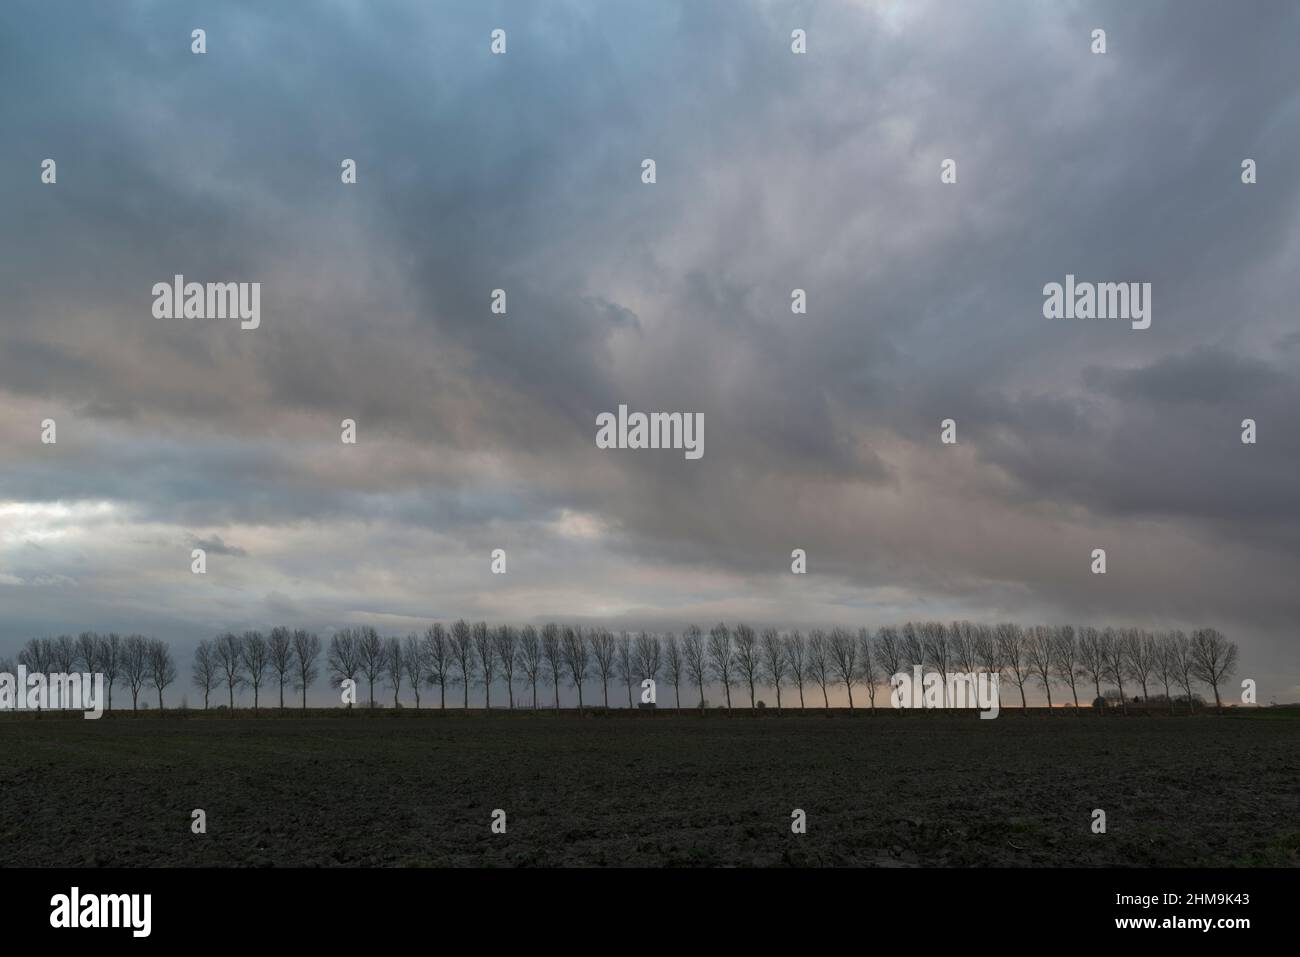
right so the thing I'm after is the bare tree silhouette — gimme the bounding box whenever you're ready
[1125,629,1156,705]
[707,623,734,709]
[1026,626,1056,710]
[784,630,808,713]
[516,625,541,709]
[292,630,321,710]
[921,622,950,707]
[858,628,878,713]
[683,625,708,710]
[241,631,270,711]
[561,626,590,710]
[662,632,684,711]
[731,625,760,708]
[75,632,100,677]
[1101,627,1129,714]
[1077,626,1106,705]
[1170,630,1197,713]
[634,632,661,703]
[997,624,1030,710]
[53,635,76,674]
[1152,632,1178,714]
[98,633,123,712]
[1052,625,1081,712]
[615,631,636,707]
[450,620,476,709]
[192,639,218,709]
[472,622,495,709]
[121,634,149,710]
[492,625,519,709]
[327,630,360,709]
[356,627,385,709]
[542,623,563,710]
[1191,628,1238,713]
[589,629,616,708]
[147,638,175,712]
[760,627,787,711]
[422,623,451,709]
[383,635,404,707]
[402,633,425,709]
[268,627,294,709]
[18,638,53,712]
[828,627,858,709]
[874,626,903,715]
[902,623,926,704]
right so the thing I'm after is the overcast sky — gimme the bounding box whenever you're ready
[2,0,1298,705]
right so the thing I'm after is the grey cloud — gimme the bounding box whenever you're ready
[189,534,247,557]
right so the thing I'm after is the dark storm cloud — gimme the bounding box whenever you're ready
[189,534,246,557]
[1,0,1298,696]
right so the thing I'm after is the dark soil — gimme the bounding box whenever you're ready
[1,711,1295,867]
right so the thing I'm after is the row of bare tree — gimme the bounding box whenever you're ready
[190,630,322,710]
[2,622,1240,713]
